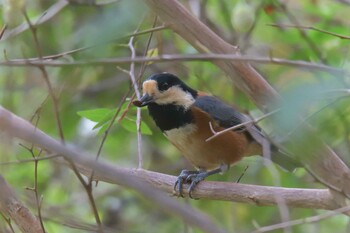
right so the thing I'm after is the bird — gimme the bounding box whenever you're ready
[133,72,300,198]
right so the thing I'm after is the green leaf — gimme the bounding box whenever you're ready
[97,123,110,135]
[121,118,152,135]
[92,111,115,129]
[77,108,113,122]
[140,121,153,135]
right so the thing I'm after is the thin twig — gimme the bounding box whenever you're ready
[35,25,167,61]
[22,9,65,142]
[23,9,104,232]
[267,23,350,40]
[0,54,342,75]
[206,109,280,141]
[136,16,158,85]
[251,205,350,233]
[275,3,326,64]
[128,35,143,168]
[20,146,46,233]
[88,88,132,184]
[1,0,69,41]
[0,212,15,233]
[207,108,290,230]
[236,165,249,183]
[0,24,7,40]
[0,153,60,166]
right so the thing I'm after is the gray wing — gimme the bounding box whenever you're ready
[193,95,301,171]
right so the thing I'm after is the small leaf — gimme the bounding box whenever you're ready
[97,123,110,135]
[92,111,115,129]
[146,48,158,65]
[120,118,152,135]
[77,108,113,122]
[140,121,153,135]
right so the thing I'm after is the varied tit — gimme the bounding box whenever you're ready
[133,73,299,198]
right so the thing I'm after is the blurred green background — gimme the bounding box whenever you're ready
[0,0,350,232]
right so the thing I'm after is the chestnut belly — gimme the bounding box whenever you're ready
[164,123,249,170]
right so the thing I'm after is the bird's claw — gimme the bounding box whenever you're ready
[174,170,199,197]
[174,170,208,199]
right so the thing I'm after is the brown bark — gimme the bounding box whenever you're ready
[0,175,44,233]
[144,0,350,200]
[0,106,345,211]
[0,106,226,233]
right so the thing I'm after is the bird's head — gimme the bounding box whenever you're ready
[134,73,198,109]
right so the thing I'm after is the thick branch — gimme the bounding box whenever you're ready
[0,175,44,233]
[144,0,350,200]
[78,166,340,210]
[0,106,226,233]
[0,106,345,211]
[145,0,279,109]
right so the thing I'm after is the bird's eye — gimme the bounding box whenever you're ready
[159,82,169,91]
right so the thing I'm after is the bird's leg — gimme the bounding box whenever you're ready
[186,167,223,198]
[174,170,200,197]
[175,165,229,198]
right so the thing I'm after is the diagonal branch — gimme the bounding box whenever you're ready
[0,106,346,212]
[1,0,69,41]
[143,0,350,201]
[0,105,226,233]
[0,175,44,233]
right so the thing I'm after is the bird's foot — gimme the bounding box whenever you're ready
[174,170,199,198]
[174,170,209,199]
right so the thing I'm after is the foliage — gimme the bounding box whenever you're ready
[0,0,350,232]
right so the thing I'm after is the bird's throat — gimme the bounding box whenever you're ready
[147,103,194,131]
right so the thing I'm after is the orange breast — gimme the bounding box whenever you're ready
[164,107,259,170]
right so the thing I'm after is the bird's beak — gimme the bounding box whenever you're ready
[133,93,154,107]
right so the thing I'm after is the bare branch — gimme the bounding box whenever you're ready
[0,106,227,233]
[128,35,143,168]
[0,53,342,75]
[251,205,350,233]
[0,175,44,233]
[273,3,325,63]
[35,25,167,61]
[268,23,350,40]
[0,154,60,166]
[143,0,350,202]
[0,106,346,212]
[1,0,69,41]
[206,109,280,142]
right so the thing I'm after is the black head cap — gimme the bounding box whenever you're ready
[147,73,197,97]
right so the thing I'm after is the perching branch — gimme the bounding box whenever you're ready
[143,0,350,201]
[0,105,226,233]
[0,106,346,212]
[0,175,44,233]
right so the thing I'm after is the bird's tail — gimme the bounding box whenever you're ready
[244,123,302,171]
[270,145,302,172]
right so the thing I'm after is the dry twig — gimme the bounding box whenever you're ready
[0,54,342,75]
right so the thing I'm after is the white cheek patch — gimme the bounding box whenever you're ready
[142,80,195,108]
[156,86,195,109]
